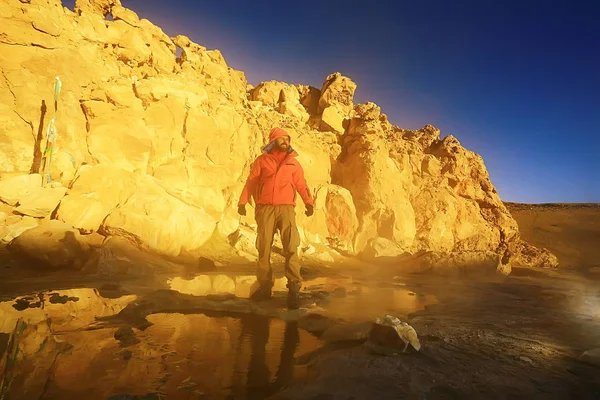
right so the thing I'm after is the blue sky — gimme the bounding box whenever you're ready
[64,0,599,203]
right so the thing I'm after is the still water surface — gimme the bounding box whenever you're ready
[0,280,436,399]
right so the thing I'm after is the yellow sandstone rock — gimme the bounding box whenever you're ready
[0,0,554,271]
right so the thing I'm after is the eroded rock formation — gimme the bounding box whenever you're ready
[0,0,557,273]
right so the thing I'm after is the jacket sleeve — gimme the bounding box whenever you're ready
[238,159,261,206]
[293,162,314,206]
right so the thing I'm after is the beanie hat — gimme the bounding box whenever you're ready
[269,127,290,143]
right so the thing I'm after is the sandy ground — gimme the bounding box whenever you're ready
[506,202,600,272]
[272,268,600,399]
[0,203,599,399]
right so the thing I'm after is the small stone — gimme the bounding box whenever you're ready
[114,326,140,348]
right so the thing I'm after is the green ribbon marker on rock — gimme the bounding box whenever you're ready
[41,76,62,187]
[53,76,62,112]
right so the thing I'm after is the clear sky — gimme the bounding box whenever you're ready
[64,0,599,203]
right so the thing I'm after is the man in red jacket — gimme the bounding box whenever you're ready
[237,127,314,309]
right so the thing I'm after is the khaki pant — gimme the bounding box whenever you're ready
[255,204,302,287]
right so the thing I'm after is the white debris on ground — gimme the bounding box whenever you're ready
[366,315,421,355]
[377,315,421,351]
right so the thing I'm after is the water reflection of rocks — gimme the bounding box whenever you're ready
[0,287,322,399]
[0,262,443,400]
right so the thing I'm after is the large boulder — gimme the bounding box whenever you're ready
[0,174,43,206]
[15,185,67,218]
[323,184,358,250]
[57,165,137,233]
[334,103,416,253]
[0,215,39,244]
[100,175,217,257]
[318,72,357,115]
[316,73,357,134]
[8,220,91,269]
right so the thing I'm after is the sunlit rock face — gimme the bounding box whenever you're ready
[0,0,553,271]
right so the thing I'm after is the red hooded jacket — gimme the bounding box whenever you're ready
[238,128,314,207]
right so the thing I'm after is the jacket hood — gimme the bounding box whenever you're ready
[263,127,297,156]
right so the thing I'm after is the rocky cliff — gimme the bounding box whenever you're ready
[0,0,557,274]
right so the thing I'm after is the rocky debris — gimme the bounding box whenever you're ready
[114,326,141,347]
[366,315,421,355]
[7,220,92,269]
[0,0,556,272]
[509,240,559,268]
[580,348,600,368]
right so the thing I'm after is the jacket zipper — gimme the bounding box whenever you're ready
[272,153,289,204]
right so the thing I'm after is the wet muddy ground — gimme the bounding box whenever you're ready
[0,254,599,399]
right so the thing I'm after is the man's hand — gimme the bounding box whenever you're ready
[305,204,314,217]
[237,204,246,216]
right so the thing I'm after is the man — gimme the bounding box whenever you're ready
[237,127,314,309]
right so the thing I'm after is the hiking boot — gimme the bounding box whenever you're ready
[249,283,272,301]
[286,282,301,310]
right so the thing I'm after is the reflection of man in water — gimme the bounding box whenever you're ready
[239,316,299,399]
